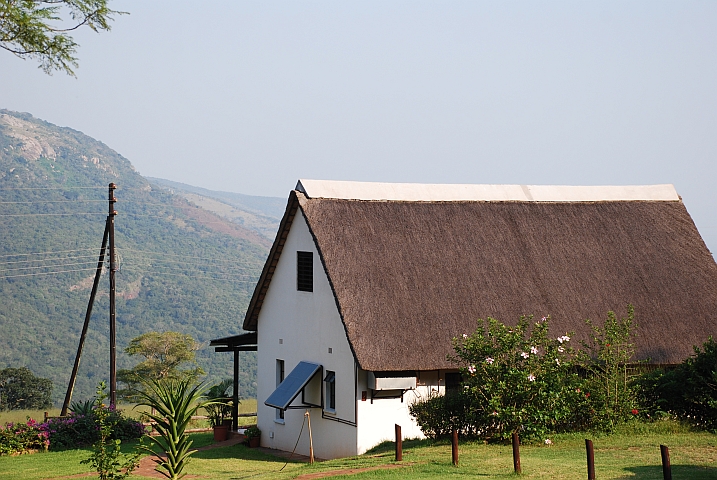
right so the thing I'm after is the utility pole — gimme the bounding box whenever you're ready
[108,183,117,407]
[61,219,110,416]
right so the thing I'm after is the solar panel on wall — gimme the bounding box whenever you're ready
[265,361,322,410]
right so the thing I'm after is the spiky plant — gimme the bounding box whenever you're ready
[69,398,95,416]
[135,379,216,480]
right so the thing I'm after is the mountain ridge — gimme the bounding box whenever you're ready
[0,110,273,404]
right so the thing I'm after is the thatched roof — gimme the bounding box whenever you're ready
[244,181,717,370]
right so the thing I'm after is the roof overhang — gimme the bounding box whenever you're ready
[210,332,257,352]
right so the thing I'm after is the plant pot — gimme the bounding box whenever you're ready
[248,436,260,448]
[213,425,229,442]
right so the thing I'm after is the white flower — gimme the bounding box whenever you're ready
[555,358,560,366]
[528,374,536,382]
[530,346,539,355]
[521,351,529,359]
[468,365,476,374]
[541,316,547,322]
[557,335,571,343]
[462,333,468,339]
[544,439,552,445]
[557,346,565,353]
[485,357,494,364]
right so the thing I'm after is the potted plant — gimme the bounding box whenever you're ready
[203,379,234,442]
[245,425,261,448]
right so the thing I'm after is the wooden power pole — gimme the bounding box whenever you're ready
[108,183,117,407]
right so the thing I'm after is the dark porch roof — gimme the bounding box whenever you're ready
[210,332,257,352]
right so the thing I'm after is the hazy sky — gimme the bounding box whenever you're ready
[1,2,716,248]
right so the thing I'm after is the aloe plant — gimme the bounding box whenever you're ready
[135,379,216,480]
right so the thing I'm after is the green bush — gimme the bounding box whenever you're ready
[410,309,641,442]
[449,315,582,441]
[634,337,717,430]
[408,390,475,438]
[580,306,640,430]
[0,418,49,455]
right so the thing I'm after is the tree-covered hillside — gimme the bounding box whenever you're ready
[0,110,273,404]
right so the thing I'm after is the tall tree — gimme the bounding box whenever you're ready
[0,367,53,410]
[0,0,123,76]
[117,331,204,400]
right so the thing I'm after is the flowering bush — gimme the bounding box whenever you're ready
[44,408,145,450]
[0,407,144,454]
[451,315,585,441]
[0,418,49,455]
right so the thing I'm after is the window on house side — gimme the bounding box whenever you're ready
[297,251,313,292]
[324,370,336,411]
[276,359,285,420]
[445,372,462,396]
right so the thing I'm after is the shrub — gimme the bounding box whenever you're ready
[0,418,49,455]
[408,390,475,438]
[634,337,717,430]
[580,306,640,430]
[136,379,217,480]
[81,382,140,480]
[448,315,582,442]
[43,408,144,451]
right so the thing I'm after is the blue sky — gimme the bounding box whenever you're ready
[1,1,716,249]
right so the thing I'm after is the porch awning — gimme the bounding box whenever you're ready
[210,332,257,352]
[265,361,322,410]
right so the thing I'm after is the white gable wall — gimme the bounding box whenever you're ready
[256,210,358,459]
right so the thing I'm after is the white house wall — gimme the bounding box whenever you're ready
[256,210,358,459]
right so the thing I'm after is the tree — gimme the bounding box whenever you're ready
[0,0,124,76]
[0,366,53,410]
[117,331,204,400]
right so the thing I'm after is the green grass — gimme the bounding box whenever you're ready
[1,420,715,479]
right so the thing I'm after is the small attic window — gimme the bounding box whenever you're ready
[297,251,313,292]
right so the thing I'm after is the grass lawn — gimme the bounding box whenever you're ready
[0,421,715,479]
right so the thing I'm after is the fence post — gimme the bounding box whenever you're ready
[451,429,459,466]
[512,432,522,474]
[395,424,402,461]
[585,439,595,480]
[660,445,672,480]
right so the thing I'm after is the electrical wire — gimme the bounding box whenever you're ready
[0,186,107,190]
[0,253,105,265]
[0,267,98,279]
[117,248,265,265]
[0,260,101,273]
[0,213,107,217]
[0,200,107,204]
[0,248,104,258]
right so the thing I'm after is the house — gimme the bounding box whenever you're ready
[241,179,717,459]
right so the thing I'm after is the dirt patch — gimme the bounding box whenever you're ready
[294,463,410,479]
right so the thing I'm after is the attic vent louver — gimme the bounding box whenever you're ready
[297,251,313,292]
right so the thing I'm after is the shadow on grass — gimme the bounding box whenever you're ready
[192,443,302,464]
[363,437,450,456]
[619,465,717,480]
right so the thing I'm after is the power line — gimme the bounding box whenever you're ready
[0,267,97,279]
[0,213,107,217]
[0,200,107,204]
[0,248,103,258]
[0,186,107,190]
[0,260,101,273]
[0,253,105,265]
[117,247,266,265]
